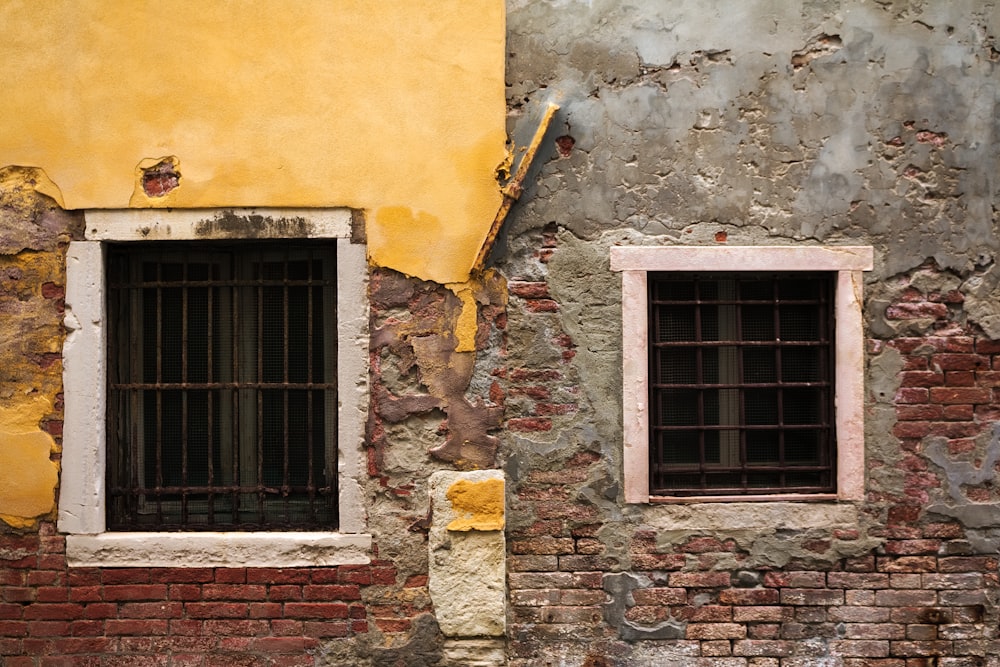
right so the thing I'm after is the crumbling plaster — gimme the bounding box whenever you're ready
[506,0,998,278]
[500,0,1000,573]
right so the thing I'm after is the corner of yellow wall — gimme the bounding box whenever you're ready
[0,399,59,526]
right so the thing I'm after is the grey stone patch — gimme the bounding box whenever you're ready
[602,572,685,642]
[315,613,443,667]
[924,423,1000,540]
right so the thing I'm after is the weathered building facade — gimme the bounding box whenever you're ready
[2,1,1000,665]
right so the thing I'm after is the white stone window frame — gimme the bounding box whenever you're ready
[610,245,873,504]
[59,209,372,567]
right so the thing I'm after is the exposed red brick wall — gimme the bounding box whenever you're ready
[0,524,419,664]
[503,235,1000,664]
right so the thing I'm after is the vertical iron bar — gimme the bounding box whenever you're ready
[232,261,241,524]
[694,278,706,490]
[735,288,746,491]
[773,278,785,490]
[257,251,265,524]
[283,254,291,523]
[207,277,215,526]
[306,252,316,518]
[155,259,164,524]
[181,259,189,526]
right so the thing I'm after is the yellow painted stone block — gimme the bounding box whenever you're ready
[445,478,505,532]
[0,429,58,523]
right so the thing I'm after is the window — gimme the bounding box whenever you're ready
[59,209,371,566]
[106,242,337,530]
[610,246,872,503]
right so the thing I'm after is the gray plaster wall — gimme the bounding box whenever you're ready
[505,0,998,278]
[499,0,1000,561]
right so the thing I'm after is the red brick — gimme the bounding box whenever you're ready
[103,584,168,601]
[733,606,791,622]
[631,588,687,605]
[512,537,575,555]
[203,619,269,636]
[119,602,184,619]
[943,370,975,386]
[51,637,115,654]
[886,303,947,320]
[938,556,997,572]
[185,602,249,619]
[27,620,71,636]
[843,623,905,639]
[780,589,844,605]
[898,371,944,388]
[943,404,974,420]
[269,585,303,601]
[828,640,890,657]
[539,606,602,623]
[2,588,34,603]
[876,557,937,574]
[201,584,267,601]
[150,568,214,584]
[896,405,942,420]
[249,603,283,618]
[686,623,746,639]
[732,639,796,656]
[508,281,550,299]
[669,572,731,588]
[508,417,553,432]
[282,603,350,619]
[525,298,559,313]
[102,569,151,584]
[883,540,940,555]
[929,387,992,404]
[23,603,84,620]
[672,605,732,622]
[930,354,988,371]
[874,590,936,606]
[105,619,169,635]
[764,572,826,588]
[827,573,890,589]
[975,339,1000,353]
[303,585,361,601]
[338,566,373,585]
[82,603,116,619]
[214,568,247,583]
[719,588,780,605]
[895,388,928,404]
[828,606,891,622]
[887,640,953,656]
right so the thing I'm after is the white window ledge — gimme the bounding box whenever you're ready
[610,244,874,504]
[59,209,371,566]
[66,532,372,568]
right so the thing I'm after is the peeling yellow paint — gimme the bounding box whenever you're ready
[129,156,183,207]
[445,478,505,532]
[0,1,506,284]
[0,166,64,209]
[0,401,59,526]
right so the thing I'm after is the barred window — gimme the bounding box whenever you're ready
[648,273,835,496]
[611,245,871,504]
[106,241,337,530]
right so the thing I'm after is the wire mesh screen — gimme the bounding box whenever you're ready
[648,272,835,496]
[106,241,338,530]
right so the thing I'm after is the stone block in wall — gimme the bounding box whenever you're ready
[428,470,505,637]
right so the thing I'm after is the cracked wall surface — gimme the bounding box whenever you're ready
[501,1,1000,663]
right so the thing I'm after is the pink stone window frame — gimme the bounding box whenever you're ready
[610,246,873,504]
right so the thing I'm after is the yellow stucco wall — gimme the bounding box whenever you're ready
[0,3,507,528]
[0,1,506,284]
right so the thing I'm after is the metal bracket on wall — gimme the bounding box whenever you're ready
[473,102,559,272]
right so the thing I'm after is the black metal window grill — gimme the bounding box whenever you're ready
[648,272,835,496]
[106,241,338,530]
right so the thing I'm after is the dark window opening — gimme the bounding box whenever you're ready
[648,272,835,496]
[106,241,337,530]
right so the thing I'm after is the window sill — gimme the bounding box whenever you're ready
[649,493,838,504]
[65,531,373,568]
[641,500,859,532]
